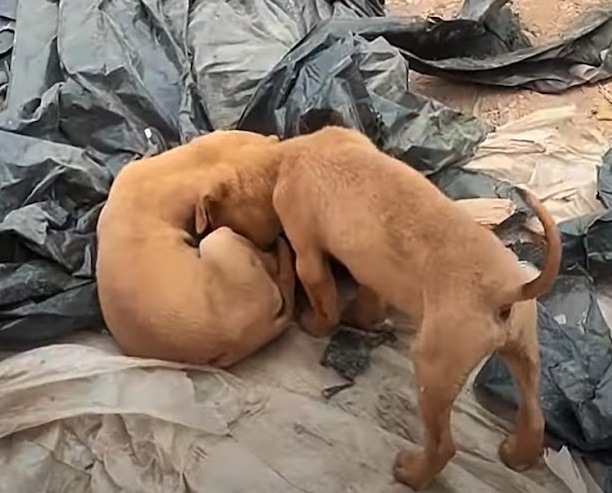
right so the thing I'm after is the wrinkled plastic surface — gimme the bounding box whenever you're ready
[399,1,612,93]
[0,331,574,493]
[445,109,612,473]
[476,271,612,455]
[475,146,612,474]
[0,12,12,100]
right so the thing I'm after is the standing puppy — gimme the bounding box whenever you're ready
[272,127,561,489]
[96,130,294,367]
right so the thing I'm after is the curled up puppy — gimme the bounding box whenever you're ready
[271,127,561,489]
[96,130,294,368]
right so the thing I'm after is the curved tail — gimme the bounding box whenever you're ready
[513,188,562,301]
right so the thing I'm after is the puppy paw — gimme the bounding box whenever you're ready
[499,434,541,472]
[393,449,434,491]
[299,308,333,338]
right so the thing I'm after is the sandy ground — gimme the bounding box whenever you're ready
[387,0,612,139]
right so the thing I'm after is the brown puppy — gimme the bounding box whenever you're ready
[271,127,561,489]
[96,130,294,367]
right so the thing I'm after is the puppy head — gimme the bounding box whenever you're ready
[193,131,282,248]
[195,181,281,250]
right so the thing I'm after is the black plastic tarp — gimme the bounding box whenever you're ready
[0,0,493,348]
[0,0,13,102]
[3,0,612,345]
[399,1,612,93]
[3,0,612,484]
[475,151,612,489]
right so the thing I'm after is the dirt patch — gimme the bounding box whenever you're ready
[387,0,612,138]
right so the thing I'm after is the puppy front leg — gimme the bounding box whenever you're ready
[295,249,340,337]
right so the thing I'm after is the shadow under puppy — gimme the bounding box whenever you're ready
[96,130,294,367]
[270,127,562,490]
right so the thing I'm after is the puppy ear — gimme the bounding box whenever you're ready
[195,196,211,235]
[194,183,229,235]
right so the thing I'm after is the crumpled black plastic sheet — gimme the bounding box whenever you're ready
[0,0,496,348]
[320,325,397,399]
[398,0,612,93]
[304,0,612,94]
[237,16,489,175]
[0,0,14,101]
[475,147,612,487]
[475,271,612,455]
[0,0,609,347]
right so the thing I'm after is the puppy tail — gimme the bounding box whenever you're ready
[512,188,562,302]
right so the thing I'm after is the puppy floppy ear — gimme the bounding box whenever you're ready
[194,183,229,235]
[195,196,212,235]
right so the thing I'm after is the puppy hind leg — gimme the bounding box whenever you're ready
[235,236,296,345]
[341,284,388,331]
[295,248,340,338]
[394,320,494,490]
[497,325,545,471]
[210,279,295,368]
[204,257,295,368]
[197,230,293,368]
